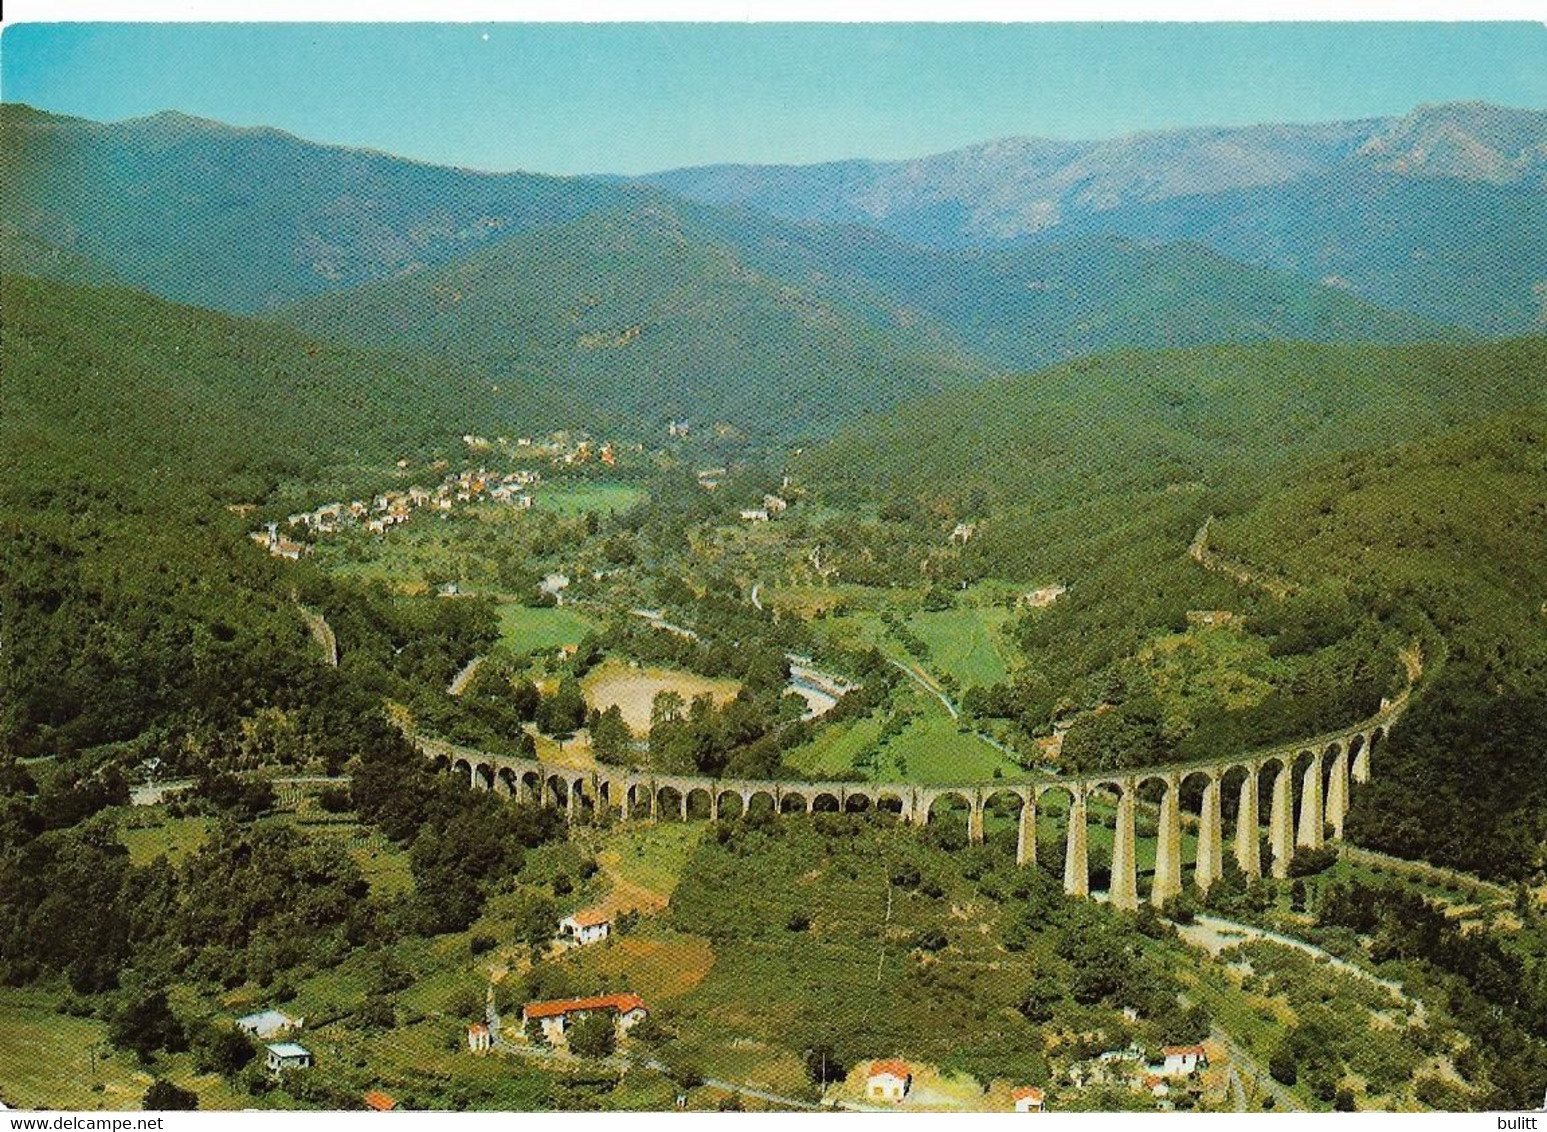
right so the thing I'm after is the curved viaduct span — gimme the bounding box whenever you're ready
[418,688,1410,912]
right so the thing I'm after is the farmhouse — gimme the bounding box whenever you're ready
[866,1059,912,1102]
[1159,1045,1208,1076]
[265,1042,312,1073]
[467,1023,492,1052]
[362,1091,397,1112]
[521,992,648,1043]
[235,1009,303,1040]
[559,909,611,946]
[1012,1085,1046,1113]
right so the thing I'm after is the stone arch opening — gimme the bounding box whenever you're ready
[547,775,570,809]
[496,767,518,796]
[429,754,451,774]
[626,782,654,820]
[452,758,473,784]
[520,770,542,804]
[981,789,1027,857]
[747,791,777,819]
[1218,764,1260,881]
[874,793,905,820]
[572,777,594,820]
[1034,784,1077,878]
[843,793,873,814]
[657,785,684,821]
[1288,748,1327,851]
[686,787,714,821]
[1084,783,1123,894]
[716,791,745,820]
[474,763,496,791]
[812,792,841,814]
[925,791,973,850]
[779,791,808,815]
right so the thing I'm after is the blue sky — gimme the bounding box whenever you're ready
[3,23,1544,174]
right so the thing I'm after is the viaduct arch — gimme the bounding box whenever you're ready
[417,683,1413,911]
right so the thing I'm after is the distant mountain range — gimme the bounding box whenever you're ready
[1,100,1540,438]
[643,103,1547,335]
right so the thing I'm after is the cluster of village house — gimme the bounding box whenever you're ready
[462,431,625,470]
[251,467,545,559]
[1065,1040,1211,1107]
[232,909,1206,1112]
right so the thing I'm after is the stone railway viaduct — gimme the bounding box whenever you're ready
[418,681,1410,911]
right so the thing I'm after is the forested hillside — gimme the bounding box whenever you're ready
[799,338,1547,517]
[0,274,542,758]
[278,201,989,440]
[1212,412,1547,878]
[0,103,636,312]
[798,338,1547,878]
[279,198,1449,440]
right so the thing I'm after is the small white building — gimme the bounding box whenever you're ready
[265,1042,312,1074]
[1159,1045,1208,1076]
[467,1023,492,1053]
[866,1059,912,1102]
[1012,1085,1046,1113]
[559,909,611,946]
[739,508,770,523]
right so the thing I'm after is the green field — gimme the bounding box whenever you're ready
[905,605,1016,689]
[535,480,647,517]
[118,813,214,866]
[873,709,1022,783]
[784,713,889,778]
[497,603,598,654]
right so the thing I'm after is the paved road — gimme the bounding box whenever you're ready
[448,654,486,696]
[1181,914,1424,1023]
[1211,1027,1302,1113]
[889,658,958,719]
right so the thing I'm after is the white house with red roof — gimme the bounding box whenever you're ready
[866,1059,912,1102]
[1159,1044,1208,1076]
[1012,1085,1046,1112]
[521,992,648,1043]
[467,1022,492,1052]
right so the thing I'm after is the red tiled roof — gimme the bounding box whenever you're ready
[1012,1086,1045,1102]
[363,1091,396,1112]
[868,1059,911,1080]
[1162,1045,1207,1057]
[467,1023,489,1035]
[566,908,611,928]
[522,992,646,1020]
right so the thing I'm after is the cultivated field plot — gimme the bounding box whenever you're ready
[497,603,598,654]
[581,659,742,733]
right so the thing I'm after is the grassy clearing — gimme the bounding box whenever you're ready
[118,813,214,866]
[905,605,1016,688]
[0,989,148,1111]
[497,603,597,654]
[535,481,647,517]
[1138,623,1284,734]
[783,713,887,778]
[581,659,741,733]
[873,710,1021,783]
[591,822,706,909]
